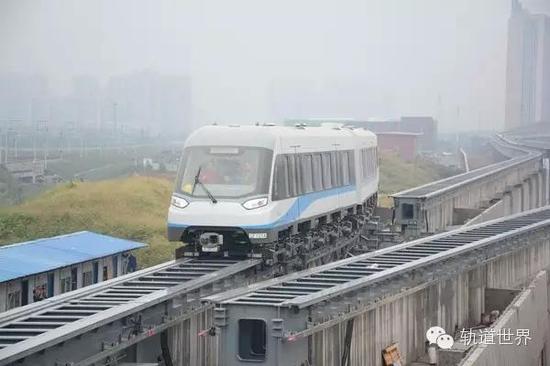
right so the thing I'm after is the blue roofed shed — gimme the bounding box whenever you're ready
[0,231,146,312]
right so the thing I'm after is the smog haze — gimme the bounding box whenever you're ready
[1,0,542,132]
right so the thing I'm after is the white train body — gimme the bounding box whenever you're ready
[167,125,378,256]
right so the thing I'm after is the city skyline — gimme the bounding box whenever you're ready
[1,0,519,133]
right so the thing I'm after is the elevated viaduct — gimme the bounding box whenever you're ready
[392,135,549,237]
[208,207,550,366]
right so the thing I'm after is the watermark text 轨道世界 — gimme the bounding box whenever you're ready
[459,328,531,346]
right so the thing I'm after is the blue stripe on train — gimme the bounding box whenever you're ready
[242,185,356,230]
[167,185,356,231]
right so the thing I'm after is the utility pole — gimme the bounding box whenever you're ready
[33,122,37,162]
[0,126,4,165]
[37,120,48,170]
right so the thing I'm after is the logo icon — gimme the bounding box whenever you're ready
[426,326,454,350]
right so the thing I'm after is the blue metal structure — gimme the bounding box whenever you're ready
[0,231,146,282]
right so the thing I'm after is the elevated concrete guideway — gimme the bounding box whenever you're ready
[208,207,550,366]
[0,258,261,366]
[392,135,548,237]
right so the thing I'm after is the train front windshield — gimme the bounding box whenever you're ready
[176,146,273,199]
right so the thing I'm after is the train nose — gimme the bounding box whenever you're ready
[169,200,265,226]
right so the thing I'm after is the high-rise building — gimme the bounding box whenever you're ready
[505,0,550,130]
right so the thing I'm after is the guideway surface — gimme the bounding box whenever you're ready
[392,135,544,236]
[210,207,550,309]
[0,258,260,365]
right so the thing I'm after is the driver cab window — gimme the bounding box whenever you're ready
[177,146,272,199]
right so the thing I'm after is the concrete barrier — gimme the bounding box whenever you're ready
[459,271,549,366]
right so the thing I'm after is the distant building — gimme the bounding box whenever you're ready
[361,117,437,152]
[4,161,45,183]
[0,232,145,312]
[399,117,437,151]
[376,132,421,161]
[505,0,550,129]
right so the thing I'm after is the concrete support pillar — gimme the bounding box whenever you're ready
[468,267,485,326]
[528,177,535,210]
[538,171,546,207]
[442,204,445,233]
[446,201,453,229]
[512,184,523,214]
[522,179,530,211]
[544,158,550,206]
[502,191,513,216]
[426,208,433,234]
[533,172,542,208]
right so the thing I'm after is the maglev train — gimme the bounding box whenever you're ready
[167,124,379,257]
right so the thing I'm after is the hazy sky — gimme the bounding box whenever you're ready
[1,0,543,132]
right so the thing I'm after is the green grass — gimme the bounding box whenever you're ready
[378,152,460,207]
[0,176,177,268]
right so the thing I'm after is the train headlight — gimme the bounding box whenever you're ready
[242,197,268,210]
[171,195,189,209]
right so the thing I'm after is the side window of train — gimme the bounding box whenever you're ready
[365,148,370,181]
[330,151,341,187]
[347,150,355,184]
[340,151,350,186]
[273,155,289,200]
[286,155,298,197]
[301,154,314,194]
[321,153,332,189]
[312,154,323,191]
[295,155,303,195]
[370,148,375,179]
[359,149,367,181]
[360,148,366,181]
[363,149,369,180]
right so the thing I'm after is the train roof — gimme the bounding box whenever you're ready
[184,125,377,149]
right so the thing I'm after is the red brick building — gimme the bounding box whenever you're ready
[376,132,422,161]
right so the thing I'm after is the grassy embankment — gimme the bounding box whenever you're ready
[0,176,175,268]
[378,153,460,207]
